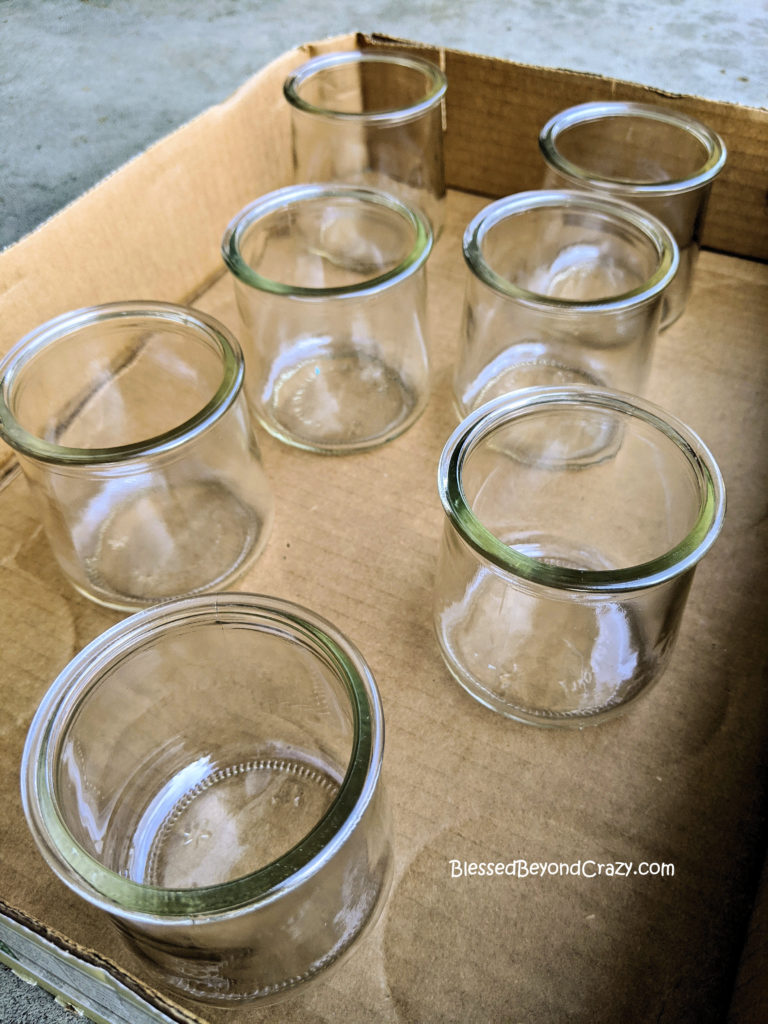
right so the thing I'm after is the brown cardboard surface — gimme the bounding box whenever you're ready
[728,854,768,1024]
[1,34,767,1024]
[365,32,768,263]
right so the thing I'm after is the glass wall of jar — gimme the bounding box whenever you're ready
[0,302,273,610]
[22,593,392,1005]
[453,190,678,417]
[539,102,726,328]
[223,184,433,454]
[434,386,726,726]
[284,49,447,237]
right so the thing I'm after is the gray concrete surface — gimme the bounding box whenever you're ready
[1,0,766,1020]
[0,965,79,1024]
[2,0,767,251]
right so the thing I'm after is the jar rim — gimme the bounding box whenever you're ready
[463,190,680,311]
[539,101,727,195]
[283,49,447,125]
[0,301,244,466]
[21,593,384,924]
[438,385,726,593]
[222,183,433,298]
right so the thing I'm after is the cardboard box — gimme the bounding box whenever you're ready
[1,31,767,1023]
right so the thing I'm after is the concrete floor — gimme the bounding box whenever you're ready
[1,0,766,251]
[0,0,766,1020]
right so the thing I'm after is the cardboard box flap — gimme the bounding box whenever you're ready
[0,38,342,471]
[0,43,309,357]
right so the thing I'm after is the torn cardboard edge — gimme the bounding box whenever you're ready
[0,898,205,1024]
[368,30,765,106]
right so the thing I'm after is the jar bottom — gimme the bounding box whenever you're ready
[456,339,606,418]
[92,743,342,886]
[143,756,341,888]
[105,745,391,1006]
[78,478,268,609]
[256,340,426,453]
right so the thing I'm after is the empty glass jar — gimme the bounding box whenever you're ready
[0,302,273,609]
[453,190,678,417]
[21,593,392,1005]
[284,49,447,236]
[223,184,433,454]
[539,101,726,327]
[434,386,726,726]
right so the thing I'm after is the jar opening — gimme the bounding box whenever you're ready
[464,191,678,310]
[22,594,384,923]
[540,102,727,194]
[222,185,432,298]
[284,50,447,124]
[439,387,725,592]
[0,303,243,465]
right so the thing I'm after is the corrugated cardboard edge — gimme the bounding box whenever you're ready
[0,898,207,1024]
[367,29,766,106]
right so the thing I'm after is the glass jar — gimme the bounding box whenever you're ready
[0,302,273,610]
[284,49,447,237]
[539,101,726,328]
[21,593,392,1006]
[453,190,679,417]
[434,386,726,726]
[222,184,433,454]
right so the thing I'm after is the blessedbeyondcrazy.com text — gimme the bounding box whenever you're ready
[449,859,674,879]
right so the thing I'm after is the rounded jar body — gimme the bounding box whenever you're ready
[21,593,392,1005]
[434,386,726,726]
[0,302,273,610]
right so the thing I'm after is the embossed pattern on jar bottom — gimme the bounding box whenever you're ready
[139,754,342,889]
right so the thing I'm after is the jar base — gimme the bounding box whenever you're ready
[135,754,342,888]
[76,478,270,610]
[256,342,427,453]
[434,541,661,726]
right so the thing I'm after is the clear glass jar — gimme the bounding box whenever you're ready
[453,190,678,417]
[0,302,273,610]
[283,49,447,237]
[434,386,726,726]
[222,184,433,454]
[539,101,726,328]
[21,593,392,1006]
